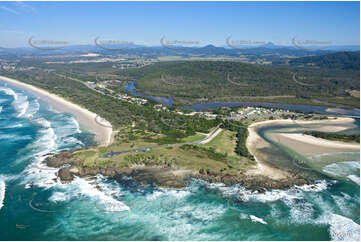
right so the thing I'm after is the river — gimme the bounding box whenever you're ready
[125,82,360,117]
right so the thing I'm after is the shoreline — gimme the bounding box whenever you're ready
[269,133,360,156]
[246,120,294,181]
[41,115,356,189]
[247,117,359,166]
[0,75,112,147]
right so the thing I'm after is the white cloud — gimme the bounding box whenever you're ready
[0,6,19,15]
[13,1,37,13]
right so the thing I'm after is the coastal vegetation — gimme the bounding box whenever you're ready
[221,120,255,160]
[116,58,360,107]
[0,68,219,137]
[73,123,257,178]
[304,131,360,143]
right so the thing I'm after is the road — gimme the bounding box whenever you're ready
[101,125,222,158]
[53,72,226,157]
[54,73,108,96]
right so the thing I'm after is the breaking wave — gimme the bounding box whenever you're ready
[0,180,5,210]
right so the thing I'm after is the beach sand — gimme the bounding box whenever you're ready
[246,121,292,180]
[248,117,357,132]
[246,118,359,178]
[268,133,360,156]
[0,75,112,146]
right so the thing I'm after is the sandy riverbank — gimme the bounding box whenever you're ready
[246,121,292,180]
[246,118,359,176]
[0,76,112,146]
[248,117,357,132]
[268,133,360,156]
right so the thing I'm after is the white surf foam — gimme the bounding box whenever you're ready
[323,161,360,178]
[0,86,40,119]
[33,118,51,128]
[23,98,39,119]
[3,123,23,129]
[203,180,328,203]
[21,117,60,189]
[62,137,84,146]
[331,193,359,218]
[347,175,360,185]
[291,180,329,192]
[328,214,360,241]
[0,180,5,210]
[0,86,30,117]
[250,215,267,224]
[16,99,29,117]
[68,177,130,212]
[0,86,18,100]
[0,134,32,141]
[71,117,81,133]
[49,191,67,202]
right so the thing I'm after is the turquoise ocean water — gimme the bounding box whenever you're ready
[0,81,359,240]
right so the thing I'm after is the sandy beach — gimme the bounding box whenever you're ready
[268,133,360,156]
[245,120,292,180]
[248,117,357,132]
[246,118,360,176]
[0,75,112,146]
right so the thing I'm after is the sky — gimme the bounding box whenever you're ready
[0,1,359,48]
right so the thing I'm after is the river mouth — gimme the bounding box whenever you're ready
[255,121,360,183]
[125,82,360,116]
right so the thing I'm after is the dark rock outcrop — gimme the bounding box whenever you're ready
[45,150,310,190]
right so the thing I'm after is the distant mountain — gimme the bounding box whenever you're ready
[200,44,218,50]
[322,45,360,52]
[289,51,360,70]
[259,42,281,49]
[0,43,349,59]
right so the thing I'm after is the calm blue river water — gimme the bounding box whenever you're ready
[125,82,360,117]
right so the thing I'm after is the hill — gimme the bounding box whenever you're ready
[289,51,360,70]
[117,60,360,107]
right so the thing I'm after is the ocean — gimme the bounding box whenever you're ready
[0,81,359,240]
